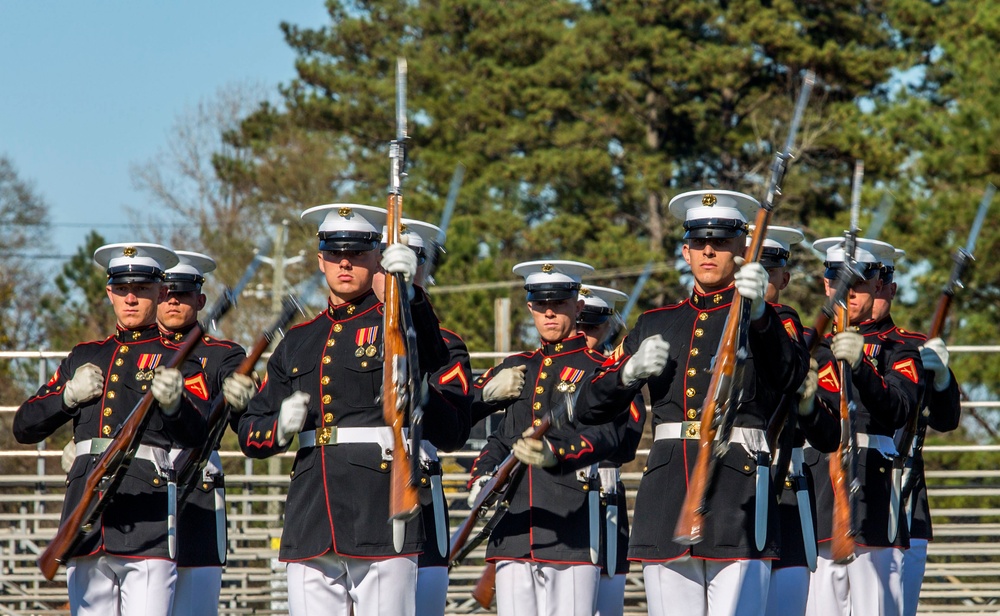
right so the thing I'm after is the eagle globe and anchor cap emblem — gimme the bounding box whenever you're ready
[123,246,138,257]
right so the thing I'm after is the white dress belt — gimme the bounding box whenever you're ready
[298,426,394,450]
[75,438,172,477]
[654,422,769,453]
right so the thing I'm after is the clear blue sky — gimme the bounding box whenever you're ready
[0,1,330,258]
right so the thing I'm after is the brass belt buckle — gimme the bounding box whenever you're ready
[682,421,701,439]
[316,426,336,446]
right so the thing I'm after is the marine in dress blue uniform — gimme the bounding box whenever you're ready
[754,227,840,616]
[581,191,808,616]
[872,247,962,616]
[237,204,449,616]
[157,251,255,616]
[468,261,629,616]
[804,238,924,616]
[386,218,474,616]
[578,284,645,616]
[13,243,211,616]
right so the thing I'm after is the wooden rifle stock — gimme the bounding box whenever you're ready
[472,561,498,609]
[37,306,227,580]
[829,303,857,564]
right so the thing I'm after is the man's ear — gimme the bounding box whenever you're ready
[197,293,207,311]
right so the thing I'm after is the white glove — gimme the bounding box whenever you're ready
[60,440,77,474]
[277,391,310,447]
[621,335,670,387]
[151,366,183,416]
[381,243,417,299]
[482,365,527,403]
[920,337,951,391]
[467,474,493,508]
[734,259,768,320]
[513,429,558,468]
[797,358,819,416]
[223,373,256,411]
[62,363,104,408]
[832,331,865,371]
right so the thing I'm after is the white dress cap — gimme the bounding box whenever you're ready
[580,284,628,312]
[164,250,217,291]
[94,243,179,284]
[813,237,894,279]
[668,189,760,239]
[513,259,594,301]
[400,218,444,251]
[301,203,387,251]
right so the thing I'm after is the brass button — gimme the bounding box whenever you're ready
[687,368,697,377]
[103,408,112,417]
[543,358,553,366]
[744,465,751,472]
[292,367,299,374]
[322,356,332,365]
[361,361,368,368]
[687,409,697,419]
[153,478,160,485]
[699,313,708,321]
[785,480,793,489]
[535,386,544,394]
[582,483,589,491]
[686,388,696,398]
[694,328,704,338]
[203,483,209,490]
[119,346,129,354]
[324,413,334,423]
[333,324,343,333]
[533,418,541,427]
[322,395,332,405]
[110,374,119,383]
[115,358,124,366]
[141,385,148,391]
[539,372,547,380]
[107,391,116,399]
[420,477,428,485]
[102,425,111,435]
[559,448,566,455]
[690,348,699,357]
[380,462,388,470]
[879,467,886,473]
[533,402,542,411]
[321,376,330,385]
[327,339,335,347]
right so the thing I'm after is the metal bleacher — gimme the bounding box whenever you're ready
[1,347,999,615]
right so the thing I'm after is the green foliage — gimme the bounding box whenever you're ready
[39,231,116,349]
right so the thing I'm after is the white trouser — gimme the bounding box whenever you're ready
[495,560,600,616]
[595,572,626,616]
[67,554,177,616]
[286,553,416,616]
[643,557,771,616]
[806,543,903,616]
[765,566,809,616]
[173,566,222,616]
[899,539,927,616]
[415,566,448,616]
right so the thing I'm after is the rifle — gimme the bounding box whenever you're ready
[673,70,815,544]
[828,160,866,564]
[38,292,235,580]
[450,389,578,608]
[897,183,994,503]
[598,260,653,354]
[423,162,465,285]
[174,294,304,502]
[383,57,421,523]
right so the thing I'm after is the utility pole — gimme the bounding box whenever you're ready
[256,220,305,526]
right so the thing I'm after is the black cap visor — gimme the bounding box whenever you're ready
[823,262,882,280]
[578,306,612,326]
[683,218,748,240]
[107,264,163,285]
[318,231,381,252]
[525,282,580,303]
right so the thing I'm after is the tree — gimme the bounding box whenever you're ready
[38,231,116,349]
